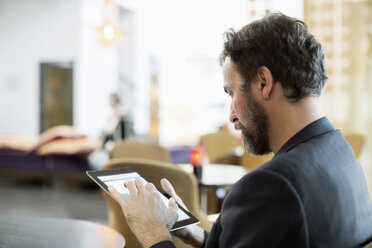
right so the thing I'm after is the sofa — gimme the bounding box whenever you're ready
[0,126,99,184]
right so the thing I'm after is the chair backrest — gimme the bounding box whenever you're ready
[344,133,365,159]
[101,158,212,248]
[240,152,274,170]
[109,140,171,162]
[365,242,372,248]
[362,236,372,248]
[199,130,240,163]
[239,133,364,169]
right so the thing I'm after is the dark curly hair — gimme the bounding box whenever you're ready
[220,13,328,101]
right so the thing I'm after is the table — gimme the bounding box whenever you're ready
[178,163,248,214]
[200,164,248,186]
[0,217,125,248]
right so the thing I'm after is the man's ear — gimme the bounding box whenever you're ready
[256,66,274,100]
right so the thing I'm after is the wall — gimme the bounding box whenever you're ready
[0,0,303,143]
[139,0,303,146]
[0,0,137,139]
[0,0,79,138]
[76,0,119,138]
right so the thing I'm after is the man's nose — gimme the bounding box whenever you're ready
[229,105,237,123]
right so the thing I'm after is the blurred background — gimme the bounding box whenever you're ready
[0,0,371,228]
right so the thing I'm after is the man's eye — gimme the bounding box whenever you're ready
[224,88,233,97]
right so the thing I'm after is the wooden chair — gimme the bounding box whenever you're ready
[239,133,364,168]
[364,239,372,248]
[240,152,274,170]
[109,140,171,162]
[101,158,213,248]
[344,133,365,160]
[199,130,241,164]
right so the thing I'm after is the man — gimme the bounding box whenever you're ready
[102,93,126,148]
[109,13,372,247]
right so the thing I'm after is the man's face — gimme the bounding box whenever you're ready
[109,95,118,108]
[223,58,271,155]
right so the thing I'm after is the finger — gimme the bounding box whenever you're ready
[168,197,178,212]
[134,177,145,194]
[161,178,185,206]
[125,179,138,196]
[160,178,178,198]
[145,182,157,192]
[108,186,127,207]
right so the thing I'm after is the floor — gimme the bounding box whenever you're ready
[0,178,108,225]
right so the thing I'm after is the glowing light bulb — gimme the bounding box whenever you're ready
[97,21,123,46]
[103,23,116,40]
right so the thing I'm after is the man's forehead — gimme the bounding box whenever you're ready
[223,58,242,78]
[222,57,232,71]
[222,58,244,87]
[222,66,232,92]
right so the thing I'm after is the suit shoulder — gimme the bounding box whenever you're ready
[230,168,302,204]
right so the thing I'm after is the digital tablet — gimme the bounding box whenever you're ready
[86,168,199,231]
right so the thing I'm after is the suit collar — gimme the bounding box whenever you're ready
[274,117,334,157]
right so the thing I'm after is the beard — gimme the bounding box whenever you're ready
[234,93,271,155]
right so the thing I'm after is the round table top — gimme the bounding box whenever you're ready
[0,217,125,248]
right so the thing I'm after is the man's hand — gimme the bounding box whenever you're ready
[160,178,206,248]
[109,177,178,248]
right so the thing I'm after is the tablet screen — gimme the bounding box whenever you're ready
[97,172,189,222]
[86,168,199,231]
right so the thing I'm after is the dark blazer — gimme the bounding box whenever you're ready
[152,117,372,248]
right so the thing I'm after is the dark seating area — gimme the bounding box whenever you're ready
[0,149,92,185]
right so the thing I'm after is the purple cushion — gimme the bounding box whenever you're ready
[167,146,192,164]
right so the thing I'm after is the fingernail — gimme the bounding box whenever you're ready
[108,186,113,191]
